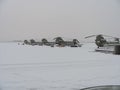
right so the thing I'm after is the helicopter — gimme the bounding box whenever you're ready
[53,37,82,47]
[23,39,55,47]
[41,38,55,47]
[85,34,120,55]
[23,39,43,46]
[23,37,82,47]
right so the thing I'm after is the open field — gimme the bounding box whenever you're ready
[0,42,120,90]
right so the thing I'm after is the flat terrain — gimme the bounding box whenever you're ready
[0,42,120,90]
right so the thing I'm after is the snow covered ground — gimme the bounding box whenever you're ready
[0,42,120,90]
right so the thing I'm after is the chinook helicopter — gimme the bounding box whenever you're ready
[41,38,55,47]
[85,34,120,54]
[23,39,43,46]
[23,37,82,47]
[23,39,55,47]
[53,37,81,47]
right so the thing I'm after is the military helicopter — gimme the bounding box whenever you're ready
[23,39,55,47]
[41,38,55,47]
[85,34,120,54]
[23,39,43,46]
[23,37,81,47]
[53,37,82,47]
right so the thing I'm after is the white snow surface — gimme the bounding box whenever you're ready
[0,42,120,90]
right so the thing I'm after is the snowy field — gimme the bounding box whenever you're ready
[0,42,120,90]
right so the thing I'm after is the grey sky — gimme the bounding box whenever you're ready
[0,0,120,41]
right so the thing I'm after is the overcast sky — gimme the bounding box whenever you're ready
[0,0,120,41]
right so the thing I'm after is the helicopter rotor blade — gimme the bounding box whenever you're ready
[84,35,97,39]
[102,35,120,39]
